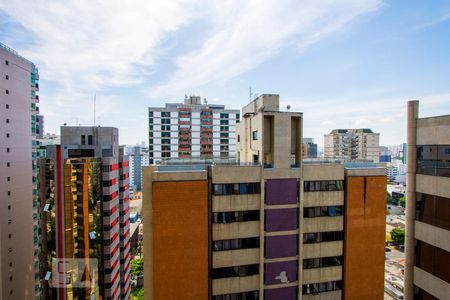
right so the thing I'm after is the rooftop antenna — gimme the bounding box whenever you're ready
[249,87,253,101]
[93,93,96,127]
[287,105,291,111]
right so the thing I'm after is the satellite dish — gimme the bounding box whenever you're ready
[287,105,291,111]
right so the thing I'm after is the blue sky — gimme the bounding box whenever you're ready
[1,0,449,146]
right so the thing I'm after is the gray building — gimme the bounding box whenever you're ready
[302,137,318,158]
[0,42,38,299]
[324,128,380,162]
[129,145,149,191]
[405,100,450,299]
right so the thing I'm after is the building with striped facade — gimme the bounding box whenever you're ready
[148,95,239,163]
[38,126,131,299]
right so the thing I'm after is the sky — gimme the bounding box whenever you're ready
[1,0,450,147]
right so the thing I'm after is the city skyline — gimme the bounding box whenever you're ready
[1,1,450,146]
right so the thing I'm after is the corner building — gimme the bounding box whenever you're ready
[404,101,450,299]
[143,94,387,299]
[0,42,38,299]
[39,127,131,299]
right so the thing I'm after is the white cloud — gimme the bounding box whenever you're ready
[283,92,450,148]
[0,0,383,143]
[151,0,382,97]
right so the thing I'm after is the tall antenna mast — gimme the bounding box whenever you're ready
[249,87,252,101]
[93,93,96,126]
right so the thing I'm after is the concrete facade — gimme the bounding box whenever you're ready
[142,94,386,300]
[0,42,37,299]
[405,100,450,300]
[324,129,380,162]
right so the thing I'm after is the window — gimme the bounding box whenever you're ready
[213,291,259,300]
[7,191,11,196]
[212,211,259,224]
[304,206,343,218]
[417,145,450,177]
[8,220,11,224]
[8,234,11,239]
[213,237,259,252]
[415,240,450,283]
[161,118,171,124]
[6,147,9,152]
[5,60,9,65]
[6,118,9,123]
[252,131,258,140]
[220,113,229,118]
[161,112,170,117]
[303,231,343,244]
[220,119,229,125]
[416,193,450,231]
[213,183,260,195]
[7,177,10,181]
[7,162,10,167]
[211,264,259,279]
[6,104,9,109]
[5,75,9,80]
[161,138,170,144]
[237,135,240,142]
[161,132,170,137]
[303,281,342,295]
[81,135,86,145]
[5,89,9,94]
[303,256,342,269]
[6,133,9,138]
[88,135,93,145]
[304,180,344,192]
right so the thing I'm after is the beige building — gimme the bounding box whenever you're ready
[404,100,450,299]
[324,128,380,162]
[143,94,386,299]
[0,43,38,299]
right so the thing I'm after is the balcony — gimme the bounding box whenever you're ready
[212,275,259,296]
[302,266,342,284]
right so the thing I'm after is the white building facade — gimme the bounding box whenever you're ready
[148,95,239,163]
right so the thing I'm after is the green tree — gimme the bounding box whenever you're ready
[131,258,144,276]
[399,196,406,208]
[391,228,405,245]
[387,192,394,205]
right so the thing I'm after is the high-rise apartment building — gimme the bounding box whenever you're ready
[38,126,131,299]
[302,138,318,158]
[404,100,450,299]
[0,42,39,299]
[148,95,239,163]
[324,129,380,162]
[129,145,149,191]
[143,94,386,300]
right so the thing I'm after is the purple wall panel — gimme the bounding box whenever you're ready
[265,235,298,259]
[264,260,298,285]
[265,208,298,232]
[264,286,297,300]
[265,179,298,205]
